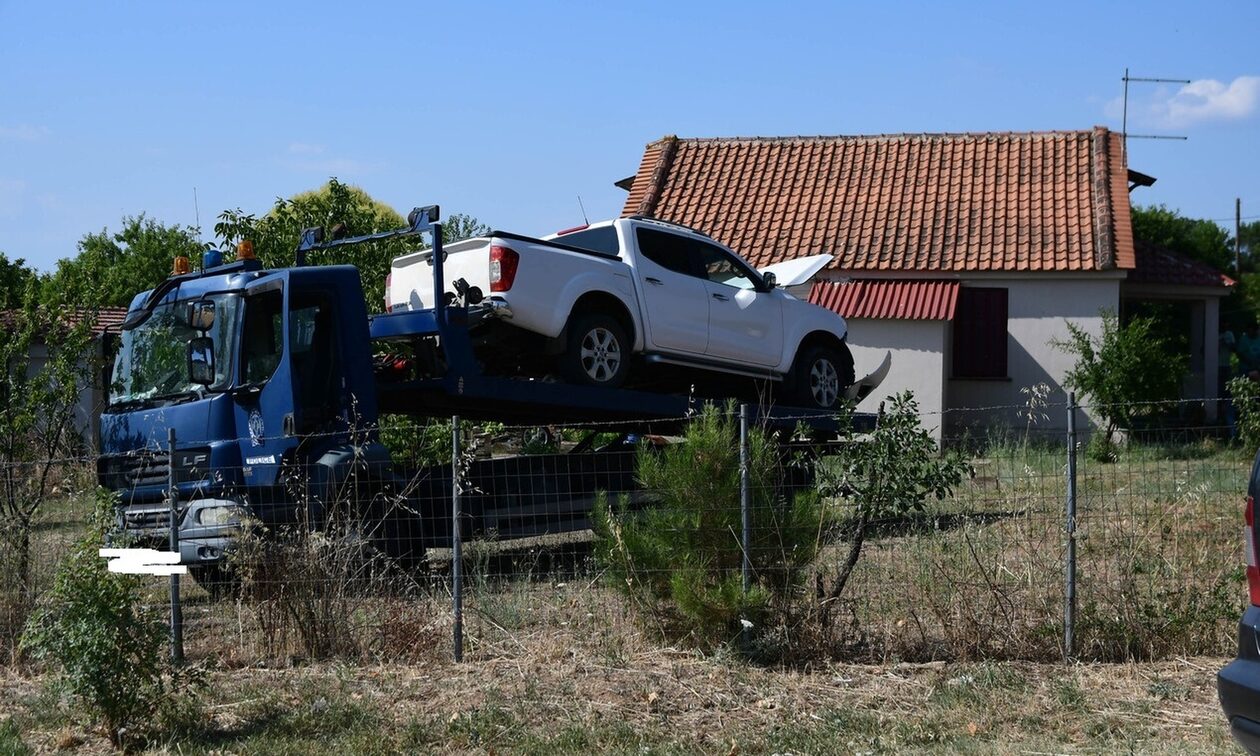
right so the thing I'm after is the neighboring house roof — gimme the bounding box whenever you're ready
[809,279,958,321]
[1127,240,1235,289]
[621,127,1136,274]
[0,307,129,338]
[64,307,129,335]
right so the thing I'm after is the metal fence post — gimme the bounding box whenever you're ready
[739,404,751,646]
[451,415,463,663]
[166,428,184,664]
[1064,392,1078,660]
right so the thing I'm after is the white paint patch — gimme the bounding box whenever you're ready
[99,548,187,576]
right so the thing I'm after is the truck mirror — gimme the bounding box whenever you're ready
[188,337,215,386]
[186,300,215,331]
[763,272,778,290]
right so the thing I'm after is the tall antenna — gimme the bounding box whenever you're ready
[193,187,202,243]
[577,195,590,225]
[1121,67,1190,161]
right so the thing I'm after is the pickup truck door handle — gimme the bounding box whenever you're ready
[711,292,729,301]
[645,277,663,286]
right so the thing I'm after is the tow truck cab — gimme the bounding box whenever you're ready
[98,253,392,568]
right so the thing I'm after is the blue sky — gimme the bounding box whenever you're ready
[1,0,1257,272]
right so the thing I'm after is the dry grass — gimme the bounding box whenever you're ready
[0,590,1238,754]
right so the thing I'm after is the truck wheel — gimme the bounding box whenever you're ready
[792,343,855,410]
[561,313,629,388]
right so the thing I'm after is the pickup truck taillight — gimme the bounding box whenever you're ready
[1246,495,1260,605]
[489,245,519,292]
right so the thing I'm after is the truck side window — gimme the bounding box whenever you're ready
[289,293,339,430]
[696,243,759,290]
[241,291,284,385]
[635,227,699,277]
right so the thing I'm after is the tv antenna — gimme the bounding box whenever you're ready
[1121,67,1190,160]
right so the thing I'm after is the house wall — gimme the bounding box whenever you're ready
[946,277,1120,437]
[26,340,107,453]
[846,319,949,443]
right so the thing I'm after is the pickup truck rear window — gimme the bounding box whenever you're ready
[556,226,620,256]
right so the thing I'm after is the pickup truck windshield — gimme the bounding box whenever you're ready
[110,294,241,406]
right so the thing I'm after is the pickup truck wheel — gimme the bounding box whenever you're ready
[562,313,629,388]
[793,343,855,410]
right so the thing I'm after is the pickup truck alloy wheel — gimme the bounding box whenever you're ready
[581,327,621,383]
[562,313,629,388]
[793,343,854,410]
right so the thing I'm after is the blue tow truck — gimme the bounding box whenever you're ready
[100,206,876,587]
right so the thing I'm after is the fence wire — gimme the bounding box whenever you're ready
[0,398,1251,668]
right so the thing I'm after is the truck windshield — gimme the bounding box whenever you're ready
[110,293,241,406]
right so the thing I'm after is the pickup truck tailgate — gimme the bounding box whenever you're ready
[389,237,490,311]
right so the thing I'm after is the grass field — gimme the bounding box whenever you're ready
[0,439,1252,752]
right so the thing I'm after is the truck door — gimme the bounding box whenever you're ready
[695,242,784,367]
[632,227,708,355]
[234,287,298,485]
[288,290,343,436]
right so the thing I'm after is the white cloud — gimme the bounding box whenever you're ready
[1157,75,1260,126]
[0,124,47,141]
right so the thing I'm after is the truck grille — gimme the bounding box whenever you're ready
[122,506,171,531]
[99,451,171,491]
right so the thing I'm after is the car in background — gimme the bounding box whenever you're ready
[1218,447,1260,753]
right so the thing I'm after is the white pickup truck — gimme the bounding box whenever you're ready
[387,216,858,409]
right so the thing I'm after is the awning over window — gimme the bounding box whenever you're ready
[808,279,959,321]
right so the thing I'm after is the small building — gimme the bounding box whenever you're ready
[11,307,127,450]
[619,127,1233,438]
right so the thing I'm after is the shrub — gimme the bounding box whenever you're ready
[593,405,823,648]
[20,494,200,748]
[1053,311,1186,450]
[812,392,971,630]
[1230,375,1260,454]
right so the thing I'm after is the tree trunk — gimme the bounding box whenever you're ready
[816,515,867,627]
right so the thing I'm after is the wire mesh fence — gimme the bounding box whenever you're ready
[1,397,1251,669]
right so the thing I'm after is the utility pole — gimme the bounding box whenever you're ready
[1238,198,1244,275]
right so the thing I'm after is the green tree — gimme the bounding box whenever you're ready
[214,178,488,310]
[43,216,202,308]
[1131,204,1233,273]
[0,253,36,310]
[0,290,96,653]
[812,393,970,628]
[1053,311,1187,452]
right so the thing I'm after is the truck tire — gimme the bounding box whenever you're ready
[561,312,629,388]
[792,342,855,410]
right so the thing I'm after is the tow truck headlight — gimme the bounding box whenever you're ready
[196,505,242,527]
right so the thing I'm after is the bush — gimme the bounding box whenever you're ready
[1230,375,1260,454]
[20,494,200,748]
[1054,311,1186,451]
[593,405,823,649]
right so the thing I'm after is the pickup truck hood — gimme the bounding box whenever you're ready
[759,254,833,288]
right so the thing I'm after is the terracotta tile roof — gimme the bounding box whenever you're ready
[621,128,1135,274]
[1127,240,1235,289]
[0,307,128,337]
[808,279,959,320]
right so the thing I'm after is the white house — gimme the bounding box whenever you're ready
[618,128,1233,439]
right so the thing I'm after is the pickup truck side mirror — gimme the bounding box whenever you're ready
[762,271,778,290]
[188,336,215,386]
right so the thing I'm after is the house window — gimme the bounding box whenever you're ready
[952,287,1008,379]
